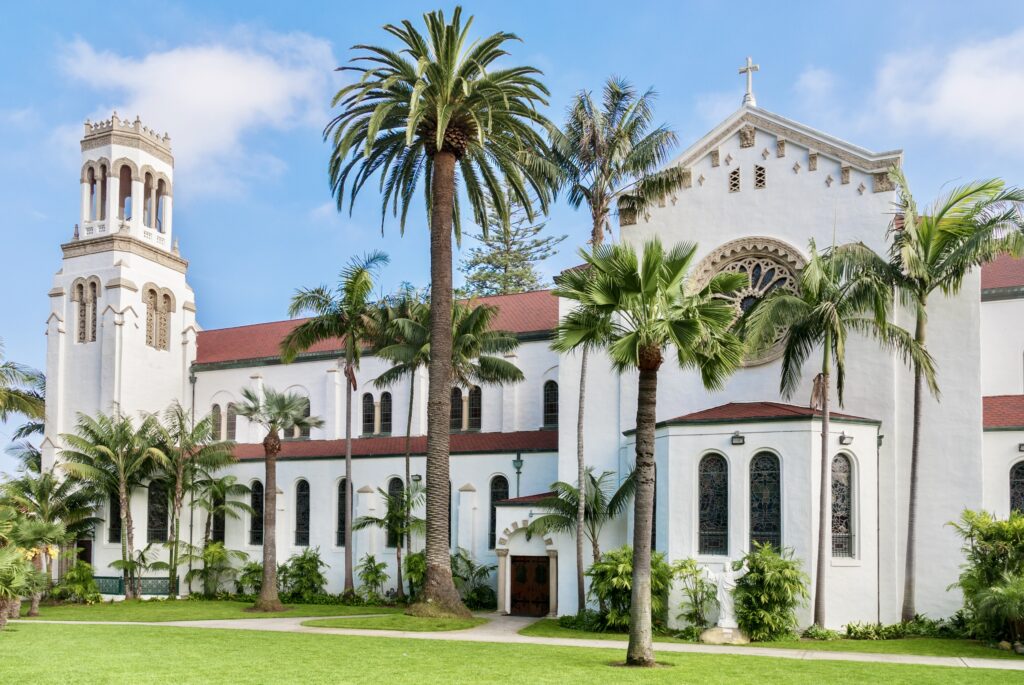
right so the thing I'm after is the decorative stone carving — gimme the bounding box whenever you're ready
[761,147,771,160]
[792,162,801,174]
[681,169,693,189]
[857,182,867,195]
[873,171,895,193]
[724,153,734,165]
[698,174,706,187]
[841,166,851,185]
[825,174,834,188]
[808,152,818,171]
[776,139,786,158]
[738,124,756,148]
[710,149,720,167]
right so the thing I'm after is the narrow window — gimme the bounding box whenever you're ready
[489,475,509,549]
[98,164,108,221]
[380,392,393,435]
[468,386,482,431]
[543,381,559,428]
[386,477,404,548]
[249,481,264,545]
[729,168,740,193]
[118,165,133,220]
[362,393,375,435]
[450,387,463,432]
[698,454,728,555]
[1012,462,1024,513]
[158,293,171,350]
[147,481,169,543]
[88,281,98,342]
[210,405,222,441]
[75,283,87,343]
[87,167,97,220]
[108,494,122,544]
[144,288,158,348]
[292,396,312,440]
[143,172,154,227]
[749,452,781,550]
[225,403,237,441]
[831,455,854,557]
[211,494,226,544]
[295,480,310,547]
[336,478,347,547]
[754,165,766,189]
[155,179,166,232]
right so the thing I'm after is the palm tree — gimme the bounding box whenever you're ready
[548,78,687,610]
[282,250,389,594]
[353,481,426,600]
[11,518,65,616]
[554,238,745,667]
[882,170,1024,620]
[234,387,323,611]
[746,239,934,627]
[327,6,555,615]
[0,339,44,425]
[59,412,166,599]
[194,473,253,550]
[155,402,235,595]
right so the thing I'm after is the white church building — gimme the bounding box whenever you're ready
[39,86,1024,628]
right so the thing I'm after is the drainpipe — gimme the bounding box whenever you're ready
[876,432,883,624]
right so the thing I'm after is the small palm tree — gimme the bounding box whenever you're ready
[194,473,253,550]
[327,6,555,616]
[352,481,426,600]
[548,77,687,611]
[0,339,44,425]
[555,238,746,666]
[10,518,65,616]
[234,387,323,611]
[59,412,166,599]
[282,250,389,594]
[746,239,934,627]
[181,541,249,597]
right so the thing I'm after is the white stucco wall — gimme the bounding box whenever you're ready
[981,297,1024,396]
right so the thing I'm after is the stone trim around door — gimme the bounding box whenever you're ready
[494,518,557,617]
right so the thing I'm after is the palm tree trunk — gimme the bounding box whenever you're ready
[626,348,661,668]
[119,484,132,599]
[418,149,468,617]
[902,309,926,622]
[395,537,405,601]
[575,348,588,613]
[169,461,185,596]
[125,492,139,598]
[255,431,284,611]
[813,344,832,627]
[8,596,21,619]
[344,365,355,595]
[0,599,9,630]
[405,376,415,562]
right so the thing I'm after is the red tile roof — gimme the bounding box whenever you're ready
[496,491,556,506]
[983,395,1024,430]
[667,401,874,424]
[982,254,1024,290]
[195,290,559,365]
[232,429,558,461]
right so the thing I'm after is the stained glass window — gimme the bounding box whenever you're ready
[543,381,559,428]
[210,404,222,441]
[749,452,781,549]
[362,393,375,435]
[468,386,482,431]
[336,478,347,547]
[489,475,509,549]
[295,480,310,547]
[108,494,121,544]
[1011,462,1024,514]
[387,477,403,548]
[832,455,854,557]
[698,454,729,555]
[249,481,263,546]
[380,392,392,435]
[147,481,169,543]
[450,388,463,431]
[212,494,226,544]
[225,403,237,441]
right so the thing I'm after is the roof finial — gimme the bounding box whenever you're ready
[739,56,760,107]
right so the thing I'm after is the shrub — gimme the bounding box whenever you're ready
[236,562,263,596]
[672,558,718,632]
[802,624,841,641]
[279,548,328,602]
[451,548,496,609]
[403,551,426,600]
[184,543,247,597]
[356,554,389,601]
[51,561,101,604]
[558,609,605,632]
[586,545,673,629]
[732,543,809,641]
[464,585,497,611]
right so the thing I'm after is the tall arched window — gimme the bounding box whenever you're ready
[450,388,463,431]
[210,404,222,441]
[118,165,133,220]
[88,280,98,342]
[225,403,237,441]
[107,494,121,544]
[211,494,226,544]
[489,475,509,549]
[295,480,310,547]
[87,166,97,220]
[143,286,172,351]
[147,481,169,543]
[143,172,154,227]
[380,392,393,435]
[155,179,167,232]
[543,381,558,428]
[1012,462,1024,514]
[73,278,99,344]
[249,481,264,545]
[362,392,375,435]
[831,455,854,557]
[468,386,482,431]
[386,477,404,548]
[336,478,347,547]
[290,396,312,440]
[698,454,728,555]
[749,452,781,550]
[75,282,87,343]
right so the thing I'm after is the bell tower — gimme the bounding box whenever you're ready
[41,114,198,470]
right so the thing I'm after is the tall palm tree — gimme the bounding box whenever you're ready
[59,412,166,599]
[548,77,686,611]
[282,250,389,594]
[554,238,745,667]
[234,387,323,611]
[353,481,426,600]
[882,170,1024,620]
[327,6,555,615]
[746,239,934,627]
[155,402,235,595]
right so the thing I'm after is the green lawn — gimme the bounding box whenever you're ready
[22,599,400,622]
[0,623,1019,684]
[520,619,1018,660]
[303,615,487,632]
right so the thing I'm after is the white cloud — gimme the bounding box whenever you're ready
[794,67,836,109]
[873,29,1024,155]
[694,90,740,126]
[59,29,337,194]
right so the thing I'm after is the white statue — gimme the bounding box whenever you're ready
[716,565,738,629]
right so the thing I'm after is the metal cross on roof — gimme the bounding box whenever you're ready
[739,56,760,107]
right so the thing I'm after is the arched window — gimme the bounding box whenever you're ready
[210,404,222,441]
[362,392,375,435]
[98,164,108,221]
[468,386,482,431]
[87,166,97,220]
[450,387,463,431]
[89,281,98,342]
[489,475,509,549]
[107,494,121,544]
[336,478,347,547]
[158,293,171,350]
[73,278,99,344]
[1012,462,1024,514]
[143,172,154,227]
[249,481,264,546]
[147,481,169,543]
[380,392,393,435]
[749,452,781,550]
[75,282,87,343]
[831,455,854,557]
[225,403,237,441]
[386,477,404,548]
[543,381,558,428]
[698,454,728,555]
[155,179,167,232]
[211,494,226,544]
[118,165,133,220]
[295,480,310,547]
[291,396,312,440]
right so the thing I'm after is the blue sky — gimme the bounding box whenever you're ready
[3,1,1024,466]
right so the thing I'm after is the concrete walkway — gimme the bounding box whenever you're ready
[18,613,1024,672]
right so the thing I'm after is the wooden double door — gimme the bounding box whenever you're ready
[510,555,549,617]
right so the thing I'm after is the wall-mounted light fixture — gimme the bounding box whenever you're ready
[877,434,885,448]
[411,474,423,483]
[512,452,525,497]
[839,432,854,446]
[1018,443,1024,453]
[730,431,745,445]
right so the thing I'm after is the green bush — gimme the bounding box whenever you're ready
[464,585,497,610]
[403,551,426,600]
[356,553,389,601]
[802,624,841,641]
[951,510,1024,641]
[51,561,101,604]
[236,561,263,596]
[278,548,328,602]
[672,558,717,632]
[732,543,809,642]
[586,545,673,629]
[451,548,496,609]
[558,609,605,632]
